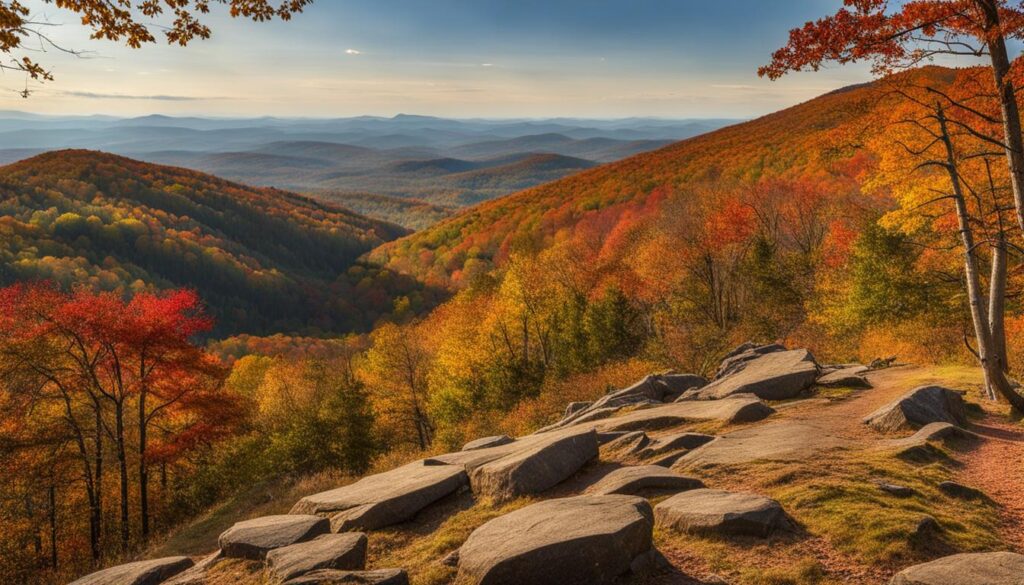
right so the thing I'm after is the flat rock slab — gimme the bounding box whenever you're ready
[468,427,598,501]
[585,465,704,496]
[282,568,409,585]
[636,432,715,458]
[889,551,1024,584]
[69,557,194,585]
[864,386,968,433]
[655,488,791,537]
[659,373,708,394]
[457,495,654,585]
[290,461,468,531]
[689,348,819,401]
[267,533,368,582]
[220,515,329,560]
[539,375,672,432]
[162,552,222,585]
[675,420,847,469]
[463,435,514,451]
[816,365,870,387]
[590,394,773,433]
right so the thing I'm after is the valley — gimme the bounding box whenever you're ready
[0,114,735,228]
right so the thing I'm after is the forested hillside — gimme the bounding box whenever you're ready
[369,70,947,287]
[0,150,432,335]
[356,67,1004,451]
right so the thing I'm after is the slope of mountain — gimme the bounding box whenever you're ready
[368,67,956,284]
[0,150,425,335]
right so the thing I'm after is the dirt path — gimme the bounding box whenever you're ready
[957,413,1024,551]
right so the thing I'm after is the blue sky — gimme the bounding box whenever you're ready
[8,0,876,118]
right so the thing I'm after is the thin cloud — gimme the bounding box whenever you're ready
[345,49,362,55]
[56,91,224,101]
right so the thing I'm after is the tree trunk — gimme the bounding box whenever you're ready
[92,407,103,561]
[139,386,149,541]
[980,0,1024,235]
[115,401,129,552]
[989,229,1008,386]
[938,104,1024,412]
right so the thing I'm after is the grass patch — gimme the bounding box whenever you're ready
[657,445,1002,584]
[148,470,353,558]
[370,497,534,585]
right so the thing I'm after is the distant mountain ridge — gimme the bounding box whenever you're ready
[0,113,738,228]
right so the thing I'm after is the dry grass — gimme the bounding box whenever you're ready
[369,496,534,585]
[653,441,1002,585]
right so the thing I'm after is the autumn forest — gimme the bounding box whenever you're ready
[4,2,1024,585]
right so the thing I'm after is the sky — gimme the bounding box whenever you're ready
[2,0,880,119]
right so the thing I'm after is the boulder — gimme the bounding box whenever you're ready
[638,432,715,455]
[817,366,872,388]
[908,422,972,442]
[266,533,368,583]
[564,402,592,417]
[714,343,787,379]
[538,375,670,432]
[290,461,468,531]
[689,348,819,401]
[602,431,650,455]
[600,394,774,432]
[585,465,704,496]
[456,495,654,585]
[889,552,1024,584]
[938,481,986,500]
[466,427,599,501]
[659,373,708,394]
[162,552,222,585]
[877,483,915,498]
[463,435,514,451]
[655,488,791,537]
[219,515,329,560]
[282,568,409,585]
[68,557,194,585]
[675,420,845,468]
[864,386,968,433]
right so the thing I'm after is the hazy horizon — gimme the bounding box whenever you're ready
[5,0,879,119]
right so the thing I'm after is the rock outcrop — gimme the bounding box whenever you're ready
[889,551,1024,584]
[460,427,598,502]
[686,346,819,401]
[863,386,968,432]
[266,533,368,582]
[68,557,194,585]
[538,373,707,433]
[675,420,846,468]
[585,465,703,496]
[220,515,330,560]
[456,495,654,585]
[600,394,775,432]
[655,488,791,537]
[290,461,468,531]
[817,365,871,388]
[462,435,514,451]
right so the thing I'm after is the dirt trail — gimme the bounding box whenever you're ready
[957,413,1024,551]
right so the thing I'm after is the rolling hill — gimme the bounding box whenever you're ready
[0,115,738,228]
[368,67,957,286]
[0,150,433,335]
